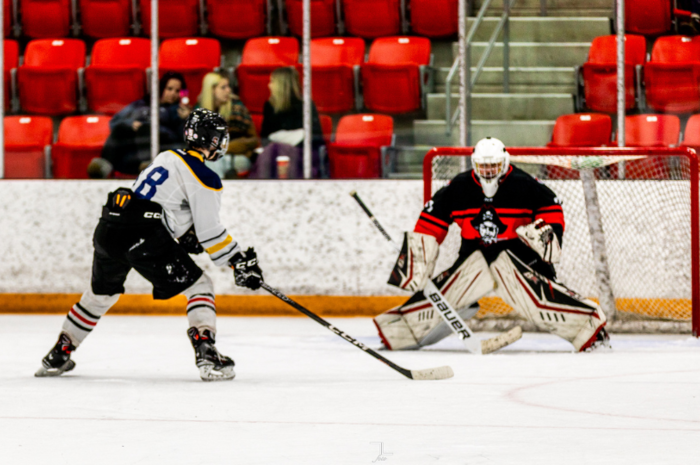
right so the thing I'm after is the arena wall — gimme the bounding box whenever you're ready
[0,180,692,320]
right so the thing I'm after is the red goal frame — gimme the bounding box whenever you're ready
[423,147,700,336]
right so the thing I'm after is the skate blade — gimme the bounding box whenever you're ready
[34,360,76,377]
[198,364,236,382]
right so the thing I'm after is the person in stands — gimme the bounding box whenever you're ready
[196,72,259,179]
[250,66,325,179]
[88,72,192,178]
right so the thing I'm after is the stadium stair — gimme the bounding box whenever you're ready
[412,15,613,152]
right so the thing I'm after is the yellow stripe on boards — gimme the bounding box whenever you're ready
[0,294,407,317]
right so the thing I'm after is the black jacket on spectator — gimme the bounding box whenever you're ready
[260,97,324,150]
[101,99,186,174]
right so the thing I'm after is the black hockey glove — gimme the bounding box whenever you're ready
[230,247,264,290]
[178,225,204,254]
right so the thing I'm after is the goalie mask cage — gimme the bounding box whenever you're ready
[424,147,699,336]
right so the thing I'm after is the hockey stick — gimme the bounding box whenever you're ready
[261,283,454,381]
[350,190,522,355]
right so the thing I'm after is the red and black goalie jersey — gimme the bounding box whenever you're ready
[415,165,565,267]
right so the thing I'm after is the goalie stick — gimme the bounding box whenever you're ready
[350,190,522,355]
[261,283,454,381]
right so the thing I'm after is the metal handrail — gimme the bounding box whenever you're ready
[445,0,514,140]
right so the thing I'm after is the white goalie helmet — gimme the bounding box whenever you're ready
[472,137,510,198]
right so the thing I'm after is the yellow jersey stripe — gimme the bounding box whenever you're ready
[206,235,233,255]
[171,150,223,192]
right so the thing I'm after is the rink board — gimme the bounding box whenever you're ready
[0,180,692,319]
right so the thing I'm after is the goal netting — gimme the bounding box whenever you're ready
[424,147,699,335]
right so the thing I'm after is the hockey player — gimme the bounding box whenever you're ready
[35,109,264,381]
[375,137,610,352]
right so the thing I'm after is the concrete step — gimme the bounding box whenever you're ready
[434,66,576,93]
[385,146,432,175]
[427,93,574,120]
[471,0,613,16]
[465,17,610,42]
[414,120,555,147]
[451,42,590,67]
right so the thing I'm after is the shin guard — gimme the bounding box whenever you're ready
[490,250,607,351]
[374,251,494,350]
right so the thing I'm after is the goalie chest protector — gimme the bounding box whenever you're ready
[415,166,565,252]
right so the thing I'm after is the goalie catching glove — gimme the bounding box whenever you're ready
[230,247,264,290]
[516,219,561,264]
[388,232,439,292]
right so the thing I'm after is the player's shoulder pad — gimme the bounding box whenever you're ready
[173,149,223,191]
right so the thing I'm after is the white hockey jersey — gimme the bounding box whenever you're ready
[132,149,240,266]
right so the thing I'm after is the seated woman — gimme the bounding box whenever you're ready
[250,66,325,179]
[197,72,259,178]
[88,72,191,178]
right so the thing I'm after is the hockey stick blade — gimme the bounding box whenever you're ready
[261,283,453,381]
[480,326,522,355]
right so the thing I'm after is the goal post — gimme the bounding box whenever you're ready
[423,147,700,336]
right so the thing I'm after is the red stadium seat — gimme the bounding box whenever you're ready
[342,0,401,38]
[328,114,393,178]
[4,39,18,111]
[286,0,336,38]
[621,114,680,179]
[361,37,431,113]
[140,0,200,38]
[681,114,700,147]
[625,0,672,36]
[303,37,364,113]
[319,114,333,145]
[410,0,458,37]
[644,36,700,114]
[547,113,612,147]
[251,113,263,135]
[236,37,299,113]
[4,116,53,179]
[52,116,111,179]
[5,0,12,38]
[85,38,150,115]
[205,0,268,39]
[20,0,72,38]
[545,113,612,179]
[160,38,221,104]
[80,0,132,38]
[18,39,86,115]
[581,35,646,114]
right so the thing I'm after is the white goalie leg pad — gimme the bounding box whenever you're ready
[62,288,120,346]
[184,273,217,335]
[490,250,606,351]
[375,251,495,350]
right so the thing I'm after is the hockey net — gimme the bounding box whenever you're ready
[424,147,699,335]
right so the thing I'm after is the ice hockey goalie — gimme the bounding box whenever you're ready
[375,137,611,352]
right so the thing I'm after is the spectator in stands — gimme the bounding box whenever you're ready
[197,72,259,178]
[87,72,192,178]
[250,66,325,179]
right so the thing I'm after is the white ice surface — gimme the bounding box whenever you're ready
[1,315,699,465]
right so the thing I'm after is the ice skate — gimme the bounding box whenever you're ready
[35,333,76,377]
[188,327,235,381]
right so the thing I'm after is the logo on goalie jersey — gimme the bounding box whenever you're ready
[470,206,507,245]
